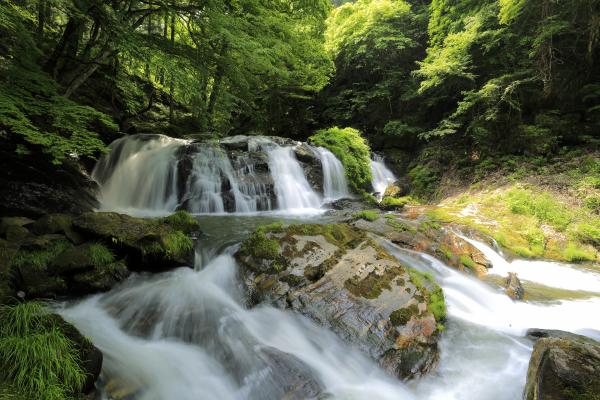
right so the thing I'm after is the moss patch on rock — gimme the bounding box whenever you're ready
[344,266,405,299]
[355,210,379,222]
[408,269,446,324]
[390,304,420,326]
[159,210,201,233]
[309,127,372,194]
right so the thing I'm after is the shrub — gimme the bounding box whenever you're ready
[0,302,86,400]
[309,127,372,193]
[408,164,439,200]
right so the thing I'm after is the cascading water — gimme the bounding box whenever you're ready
[60,215,600,400]
[92,135,348,215]
[314,147,350,202]
[92,134,187,214]
[370,154,396,198]
[264,144,322,212]
[184,146,256,214]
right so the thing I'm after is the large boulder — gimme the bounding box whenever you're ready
[525,329,600,400]
[235,223,444,380]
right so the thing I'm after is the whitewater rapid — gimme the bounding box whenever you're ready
[60,215,600,400]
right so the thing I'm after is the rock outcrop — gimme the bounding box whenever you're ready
[235,223,444,380]
[352,214,492,278]
[525,329,600,400]
[0,211,199,301]
[504,272,525,300]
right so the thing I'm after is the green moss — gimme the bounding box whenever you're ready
[11,240,72,270]
[286,224,365,249]
[387,219,416,233]
[88,243,115,268]
[408,269,446,323]
[344,267,405,299]
[380,196,411,210]
[0,302,86,400]
[459,255,476,270]
[160,211,201,232]
[309,127,372,193]
[355,210,379,221]
[390,304,420,326]
[241,230,281,260]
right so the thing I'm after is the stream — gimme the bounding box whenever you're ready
[60,135,600,399]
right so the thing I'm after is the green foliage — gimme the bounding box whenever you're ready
[408,269,446,323]
[355,210,379,221]
[562,243,597,263]
[380,196,411,210]
[11,240,72,270]
[309,127,373,193]
[88,243,115,268]
[504,188,571,231]
[241,230,281,260]
[0,302,86,400]
[160,211,200,232]
[161,232,194,260]
[408,165,439,200]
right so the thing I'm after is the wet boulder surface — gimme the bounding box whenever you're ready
[352,213,492,278]
[525,329,600,400]
[235,223,445,380]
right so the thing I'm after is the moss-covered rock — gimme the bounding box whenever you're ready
[0,211,196,302]
[525,331,600,400]
[236,223,443,380]
[309,127,372,194]
[73,212,195,271]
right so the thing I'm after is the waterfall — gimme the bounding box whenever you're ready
[314,147,350,202]
[370,154,396,198]
[92,134,187,214]
[184,147,257,214]
[93,134,340,215]
[265,145,322,212]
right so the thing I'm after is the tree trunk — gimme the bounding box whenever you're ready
[37,0,46,42]
[160,13,167,85]
[169,14,175,124]
[207,42,228,127]
[64,48,113,99]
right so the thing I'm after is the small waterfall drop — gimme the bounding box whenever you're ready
[92,135,187,214]
[370,154,396,198]
[314,147,350,202]
[184,147,255,214]
[265,145,322,212]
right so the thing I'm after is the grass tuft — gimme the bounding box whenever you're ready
[88,243,115,268]
[0,302,86,400]
[160,211,201,232]
[11,240,71,270]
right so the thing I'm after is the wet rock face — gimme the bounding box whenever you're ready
[235,223,443,380]
[524,330,600,400]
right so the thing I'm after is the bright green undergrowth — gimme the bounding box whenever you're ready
[355,210,379,221]
[380,196,412,209]
[428,184,599,262]
[10,240,71,270]
[0,302,85,400]
[309,127,373,194]
[88,243,115,268]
